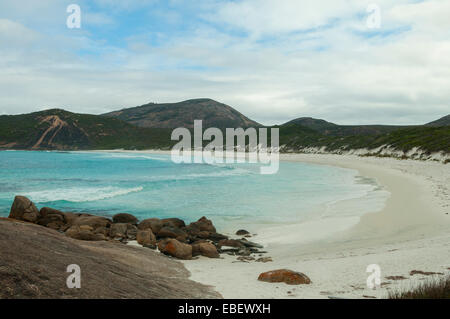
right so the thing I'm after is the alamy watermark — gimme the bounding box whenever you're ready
[66,264,81,289]
[171,120,279,175]
[366,3,381,29]
[366,264,381,289]
[66,4,81,29]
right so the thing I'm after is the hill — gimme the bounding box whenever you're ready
[283,117,338,131]
[278,116,449,156]
[0,105,448,159]
[0,109,173,150]
[425,114,450,127]
[103,98,261,129]
[279,124,450,155]
[282,117,403,136]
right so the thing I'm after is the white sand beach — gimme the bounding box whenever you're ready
[181,154,450,299]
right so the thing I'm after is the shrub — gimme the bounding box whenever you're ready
[388,275,450,299]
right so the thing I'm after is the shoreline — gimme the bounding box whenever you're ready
[2,150,448,298]
[281,154,449,240]
[91,149,449,239]
[180,153,450,299]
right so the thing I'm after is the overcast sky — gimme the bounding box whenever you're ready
[0,0,449,125]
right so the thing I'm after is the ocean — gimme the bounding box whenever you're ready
[0,151,388,233]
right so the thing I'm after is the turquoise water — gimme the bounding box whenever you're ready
[0,151,384,232]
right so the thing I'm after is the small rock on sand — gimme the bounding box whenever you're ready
[258,269,311,285]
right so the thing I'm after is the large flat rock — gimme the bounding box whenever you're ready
[0,218,221,299]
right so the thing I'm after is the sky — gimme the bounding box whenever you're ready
[0,0,449,125]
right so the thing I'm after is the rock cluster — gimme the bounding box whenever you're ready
[7,196,267,261]
[8,196,312,287]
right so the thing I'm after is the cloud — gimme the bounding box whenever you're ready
[0,0,449,126]
[389,0,450,32]
[0,19,41,46]
[207,0,357,36]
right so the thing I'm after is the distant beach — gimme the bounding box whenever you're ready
[181,153,450,298]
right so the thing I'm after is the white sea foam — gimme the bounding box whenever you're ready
[147,167,253,182]
[97,153,172,162]
[25,186,144,203]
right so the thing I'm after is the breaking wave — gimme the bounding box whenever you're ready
[25,186,144,203]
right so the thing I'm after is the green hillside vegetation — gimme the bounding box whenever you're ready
[0,109,173,150]
[282,117,405,136]
[103,98,261,129]
[425,114,450,127]
[0,103,448,157]
[278,124,450,154]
